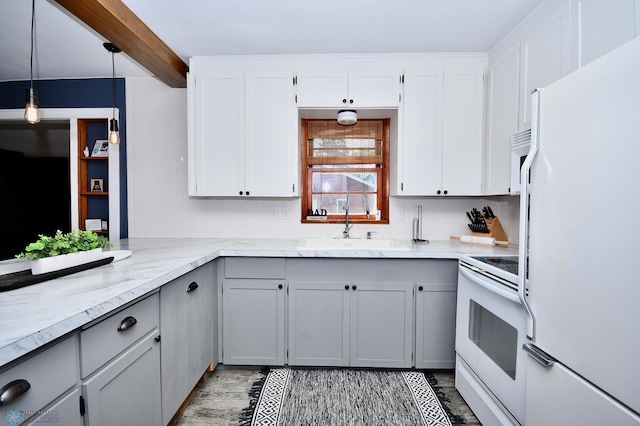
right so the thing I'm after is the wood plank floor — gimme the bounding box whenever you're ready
[176,366,481,425]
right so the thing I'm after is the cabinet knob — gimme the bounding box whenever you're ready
[351,285,357,291]
[245,191,250,196]
[117,316,137,332]
[278,284,283,289]
[443,190,448,195]
[345,285,349,290]
[154,335,161,343]
[436,190,441,195]
[349,99,354,104]
[418,286,424,291]
[186,281,199,293]
[342,99,347,104]
[239,191,243,195]
[0,379,31,405]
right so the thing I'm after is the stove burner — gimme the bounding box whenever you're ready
[472,256,519,275]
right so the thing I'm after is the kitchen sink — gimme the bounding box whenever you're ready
[296,238,411,251]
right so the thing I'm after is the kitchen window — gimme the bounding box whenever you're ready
[301,119,389,224]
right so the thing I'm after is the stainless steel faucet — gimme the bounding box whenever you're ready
[343,185,370,238]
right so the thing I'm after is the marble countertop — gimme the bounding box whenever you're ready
[0,237,517,368]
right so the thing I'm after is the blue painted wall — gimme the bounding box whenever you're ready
[0,78,128,238]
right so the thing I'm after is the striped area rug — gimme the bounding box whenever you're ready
[241,368,455,426]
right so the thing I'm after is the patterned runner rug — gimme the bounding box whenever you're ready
[241,368,455,426]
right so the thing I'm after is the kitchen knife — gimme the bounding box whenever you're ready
[466,211,474,223]
[486,206,495,217]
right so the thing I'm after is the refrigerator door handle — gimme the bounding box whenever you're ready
[518,88,541,341]
[523,343,556,367]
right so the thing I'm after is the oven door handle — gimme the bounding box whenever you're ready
[459,265,521,304]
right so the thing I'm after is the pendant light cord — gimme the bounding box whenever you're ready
[111,50,116,119]
[29,0,35,89]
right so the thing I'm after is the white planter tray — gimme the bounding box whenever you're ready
[31,248,104,275]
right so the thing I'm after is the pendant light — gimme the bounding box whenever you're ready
[103,42,121,145]
[337,110,357,126]
[24,0,39,125]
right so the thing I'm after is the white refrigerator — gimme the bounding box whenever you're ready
[519,36,640,425]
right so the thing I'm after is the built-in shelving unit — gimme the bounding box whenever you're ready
[77,119,109,236]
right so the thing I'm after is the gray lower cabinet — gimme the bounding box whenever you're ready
[82,332,161,426]
[288,281,413,368]
[80,293,161,426]
[160,262,216,425]
[222,258,286,365]
[0,334,80,426]
[222,279,286,365]
[286,258,458,369]
[288,282,350,366]
[350,282,414,368]
[24,388,82,426]
[415,280,458,368]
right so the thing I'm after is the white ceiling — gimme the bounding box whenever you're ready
[0,0,542,83]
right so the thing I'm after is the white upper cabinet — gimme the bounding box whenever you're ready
[571,0,640,69]
[441,67,485,196]
[190,72,245,197]
[245,72,297,197]
[396,62,484,196]
[397,67,443,196]
[484,45,520,195]
[483,0,638,195]
[519,3,571,130]
[296,69,401,108]
[188,68,298,197]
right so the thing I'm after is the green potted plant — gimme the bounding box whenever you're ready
[17,230,113,275]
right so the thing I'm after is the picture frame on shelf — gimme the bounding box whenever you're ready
[91,139,109,157]
[84,219,102,231]
[90,178,104,192]
[101,220,109,231]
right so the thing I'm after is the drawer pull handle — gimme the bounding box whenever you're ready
[0,379,31,405]
[117,316,137,332]
[187,282,199,293]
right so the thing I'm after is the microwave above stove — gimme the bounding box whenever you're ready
[510,128,531,195]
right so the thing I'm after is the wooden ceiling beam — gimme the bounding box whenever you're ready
[54,0,188,88]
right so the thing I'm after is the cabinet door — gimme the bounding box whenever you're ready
[24,389,83,426]
[192,73,245,196]
[350,282,413,368]
[519,8,570,129]
[348,70,402,108]
[441,67,484,195]
[295,71,348,107]
[398,68,443,195]
[485,45,520,195]
[572,0,640,68]
[82,332,161,426]
[245,72,297,197]
[415,283,457,369]
[288,282,350,367]
[160,263,214,424]
[222,279,286,365]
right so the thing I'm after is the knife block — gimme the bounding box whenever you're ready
[473,216,509,245]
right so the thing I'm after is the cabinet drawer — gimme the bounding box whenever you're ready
[80,293,159,378]
[225,257,285,279]
[0,335,78,424]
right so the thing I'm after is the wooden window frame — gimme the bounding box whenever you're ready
[300,118,390,224]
